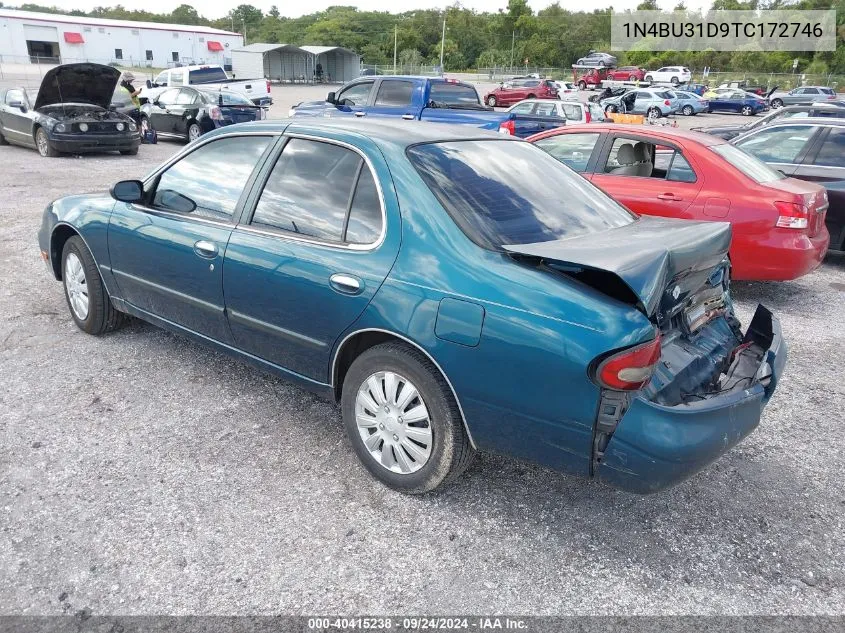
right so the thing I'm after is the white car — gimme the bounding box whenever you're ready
[643,66,692,86]
[553,81,579,101]
[507,98,606,124]
[139,65,273,106]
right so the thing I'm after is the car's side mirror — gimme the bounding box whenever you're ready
[9,100,26,112]
[110,180,144,203]
[326,91,336,104]
[146,79,152,88]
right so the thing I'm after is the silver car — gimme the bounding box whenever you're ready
[769,86,837,108]
[575,51,617,67]
[601,89,679,118]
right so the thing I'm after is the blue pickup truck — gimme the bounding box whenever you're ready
[290,76,564,138]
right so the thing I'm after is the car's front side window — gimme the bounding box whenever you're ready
[337,82,373,106]
[151,136,271,221]
[250,138,383,245]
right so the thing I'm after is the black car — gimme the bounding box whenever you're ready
[732,118,845,253]
[692,103,845,140]
[140,87,265,143]
[0,63,140,157]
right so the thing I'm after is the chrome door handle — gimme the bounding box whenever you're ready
[401,114,415,120]
[330,273,362,294]
[193,240,218,258]
[353,111,366,117]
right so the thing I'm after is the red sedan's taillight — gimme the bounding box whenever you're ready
[594,335,661,391]
[774,201,808,229]
[498,120,515,135]
[266,80,271,94]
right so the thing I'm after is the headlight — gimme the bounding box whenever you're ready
[78,123,88,132]
[128,122,137,132]
[116,122,125,131]
[55,123,66,133]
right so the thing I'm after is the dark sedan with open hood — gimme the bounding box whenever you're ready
[0,63,140,157]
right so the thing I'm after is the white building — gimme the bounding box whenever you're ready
[0,8,243,68]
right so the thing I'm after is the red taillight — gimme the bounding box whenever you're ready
[266,80,271,93]
[664,99,671,106]
[210,106,223,121]
[828,94,835,100]
[594,335,661,391]
[498,119,515,135]
[584,109,592,123]
[774,200,808,229]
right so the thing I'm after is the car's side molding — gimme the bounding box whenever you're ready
[331,328,477,449]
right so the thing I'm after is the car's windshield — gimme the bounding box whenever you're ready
[202,91,253,105]
[407,140,636,248]
[712,144,785,183]
[189,67,228,84]
[429,82,480,106]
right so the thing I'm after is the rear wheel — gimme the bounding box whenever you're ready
[771,98,783,108]
[605,104,618,114]
[671,76,680,85]
[628,74,637,81]
[35,127,59,157]
[682,105,694,116]
[341,342,475,494]
[644,74,653,82]
[741,105,754,116]
[647,106,661,120]
[186,122,202,143]
[61,236,126,335]
[486,95,497,107]
[526,94,536,99]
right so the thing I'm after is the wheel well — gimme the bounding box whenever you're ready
[50,224,79,280]
[332,330,398,401]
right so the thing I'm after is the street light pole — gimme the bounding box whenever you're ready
[439,14,446,73]
[394,25,397,74]
[509,30,515,73]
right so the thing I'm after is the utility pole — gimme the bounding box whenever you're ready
[243,18,247,45]
[509,30,515,73]
[439,14,446,73]
[394,25,397,74]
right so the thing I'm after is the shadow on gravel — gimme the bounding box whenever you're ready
[730,280,806,309]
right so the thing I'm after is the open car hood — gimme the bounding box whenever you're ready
[503,216,731,318]
[35,63,121,111]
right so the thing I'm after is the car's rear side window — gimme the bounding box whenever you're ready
[428,82,480,105]
[711,143,785,183]
[375,80,414,107]
[407,140,635,247]
[812,128,845,167]
[251,138,382,245]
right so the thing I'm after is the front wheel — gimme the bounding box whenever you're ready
[61,236,126,335]
[341,342,475,494]
[186,122,202,143]
[605,104,618,114]
[578,80,587,90]
[35,128,59,157]
[770,98,783,109]
[628,75,637,81]
[682,105,694,116]
[486,95,497,107]
[741,105,754,116]
[647,107,661,120]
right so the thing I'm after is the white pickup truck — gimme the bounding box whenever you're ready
[139,65,273,106]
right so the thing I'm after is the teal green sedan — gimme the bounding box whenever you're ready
[37,120,785,494]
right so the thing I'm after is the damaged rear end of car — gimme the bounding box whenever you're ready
[505,216,786,493]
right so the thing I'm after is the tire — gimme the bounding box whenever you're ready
[771,98,783,108]
[644,74,653,82]
[486,95,497,107]
[741,105,753,116]
[61,236,126,335]
[578,80,587,90]
[671,76,679,85]
[628,75,637,81]
[120,147,139,156]
[526,94,536,99]
[0,128,8,145]
[682,105,694,116]
[647,107,661,119]
[605,104,618,114]
[186,122,202,143]
[35,127,59,157]
[341,342,475,494]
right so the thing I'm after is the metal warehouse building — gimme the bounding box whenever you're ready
[232,43,359,83]
[0,8,243,68]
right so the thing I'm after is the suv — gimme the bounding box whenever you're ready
[644,67,692,85]
[484,79,558,107]
[769,86,837,108]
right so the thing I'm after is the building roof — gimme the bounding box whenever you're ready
[301,45,358,57]
[0,8,241,36]
[232,44,359,57]
[232,43,297,53]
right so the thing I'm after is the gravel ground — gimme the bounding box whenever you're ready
[1,84,844,616]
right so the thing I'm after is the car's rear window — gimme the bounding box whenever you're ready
[429,82,480,105]
[711,144,785,183]
[406,140,636,248]
[820,87,835,95]
[189,67,228,84]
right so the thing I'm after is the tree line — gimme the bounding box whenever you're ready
[3,0,844,74]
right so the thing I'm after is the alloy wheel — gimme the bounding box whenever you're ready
[36,129,50,156]
[742,106,753,116]
[355,370,433,474]
[683,105,694,116]
[64,252,89,320]
[188,124,202,142]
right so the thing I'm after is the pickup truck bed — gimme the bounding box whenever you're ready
[291,76,564,138]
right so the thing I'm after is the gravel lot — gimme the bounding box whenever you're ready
[1,83,844,616]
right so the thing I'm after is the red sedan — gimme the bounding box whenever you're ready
[484,78,558,107]
[527,125,829,281]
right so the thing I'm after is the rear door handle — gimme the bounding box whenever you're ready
[193,240,218,259]
[330,273,363,295]
[354,111,366,117]
[657,193,683,201]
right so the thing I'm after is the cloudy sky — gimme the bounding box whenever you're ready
[17,0,712,19]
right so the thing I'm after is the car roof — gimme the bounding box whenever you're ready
[764,117,845,127]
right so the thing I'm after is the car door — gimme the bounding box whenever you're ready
[149,88,180,134]
[171,88,201,137]
[795,126,845,244]
[734,124,821,175]
[590,135,703,220]
[631,91,652,114]
[222,134,401,383]
[108,133,276,342]
[367,79,419,120]
[330,80,375,118]
[1,88,35,146]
